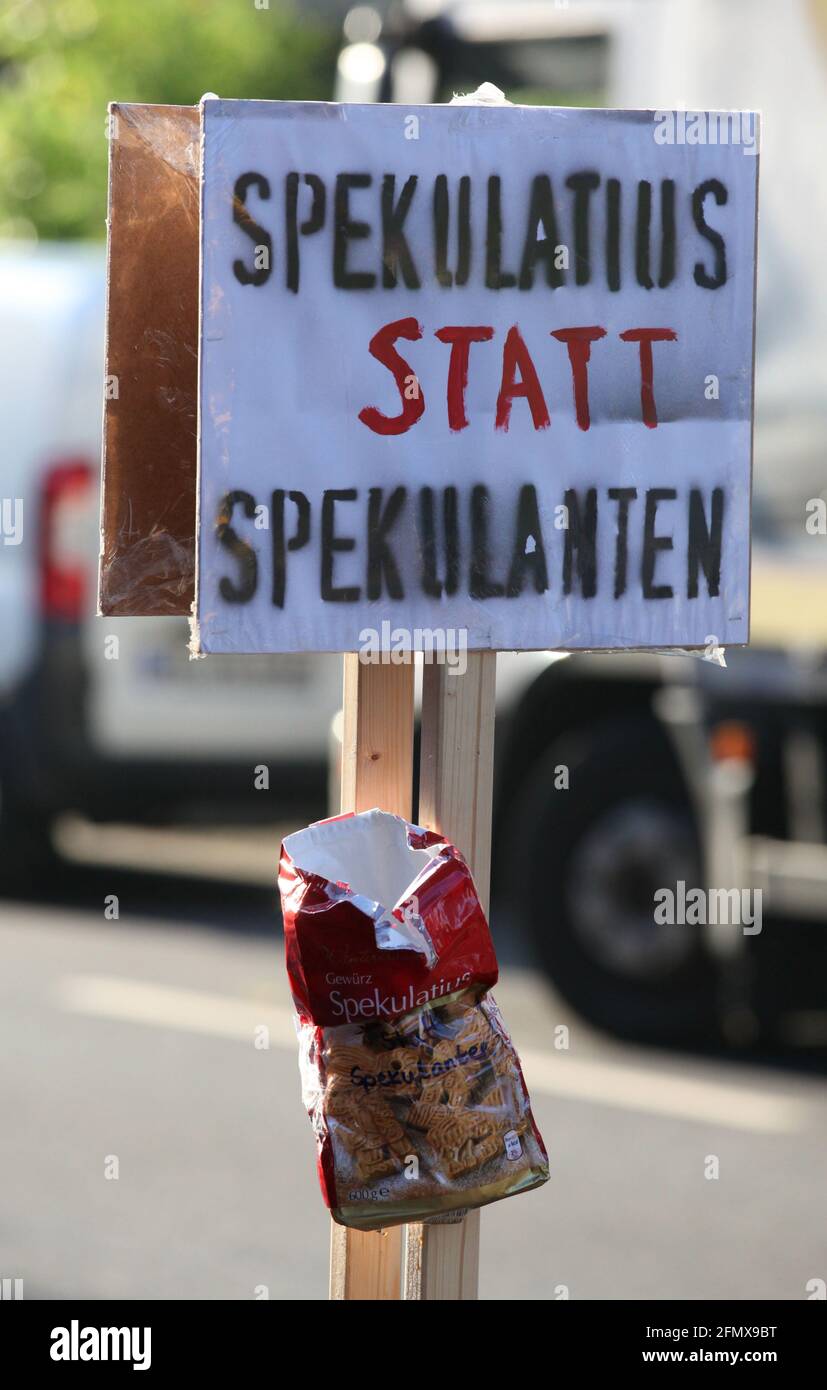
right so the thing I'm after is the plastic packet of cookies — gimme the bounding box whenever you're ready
[279,808,549,1230]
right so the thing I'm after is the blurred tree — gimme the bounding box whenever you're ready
[0,0,338,240]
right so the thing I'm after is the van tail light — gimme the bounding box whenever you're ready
[709,720,756,767]
[40,459,94,621]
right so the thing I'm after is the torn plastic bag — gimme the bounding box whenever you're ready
[279,808,549,1231]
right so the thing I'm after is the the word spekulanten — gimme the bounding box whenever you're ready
[215,482,724,609]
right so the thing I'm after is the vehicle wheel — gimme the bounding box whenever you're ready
[507,714,717,1044]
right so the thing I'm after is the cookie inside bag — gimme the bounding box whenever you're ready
[308,990,548,1230]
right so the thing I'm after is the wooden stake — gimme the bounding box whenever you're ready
[329,654,414,1301]
[403,651,497,1301]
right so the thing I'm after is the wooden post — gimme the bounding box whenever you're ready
[329,654,415,1300]
[403,651,497,1301]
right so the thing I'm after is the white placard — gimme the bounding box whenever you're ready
[196,100,758,654]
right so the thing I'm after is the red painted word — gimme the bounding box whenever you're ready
[358,318,677,435]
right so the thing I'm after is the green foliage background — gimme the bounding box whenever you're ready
[0,0,337,240]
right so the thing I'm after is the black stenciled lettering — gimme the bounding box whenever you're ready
[382,175,420,288]
[216,490,257,603]
[608,487,637,598]
[419,487,459,597]
[693,179,728,289]
[321,489,360,601]
[506,485,548,596]
[232,173,272,287]
[433,174,452,287]
[285,172,326,293]
[635,180,654,290]
[333,174,376,290]
[606,177,621,292]
[642,488,677,598]
[485,176,516,289]
[519,175,564,290]
[456,176,471,286]
[658,179,676,288]
[688,486,724,597]
[271,489,310,608]
[434,176,472,288]
[566,171,600,286]
[563,489,598,598]
[367,486,406,599]
[470,484,505,597]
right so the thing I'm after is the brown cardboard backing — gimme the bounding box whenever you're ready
[99,103,199,616]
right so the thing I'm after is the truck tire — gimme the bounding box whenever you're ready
[507,713,717,1044]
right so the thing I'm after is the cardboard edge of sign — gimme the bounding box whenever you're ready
[100,100,758,655]
[98,102,199,618]
[745,119,761,650]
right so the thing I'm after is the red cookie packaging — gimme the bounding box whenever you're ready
[279,808,549,1230]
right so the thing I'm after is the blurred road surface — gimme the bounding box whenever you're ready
[1,821,825,1301]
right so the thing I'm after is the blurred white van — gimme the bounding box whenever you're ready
[0,243,344,860]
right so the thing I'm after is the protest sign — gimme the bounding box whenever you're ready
[195,100,758,655]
